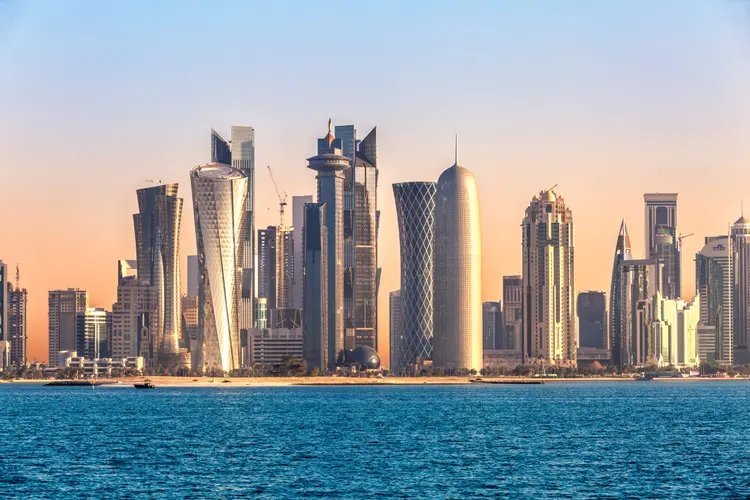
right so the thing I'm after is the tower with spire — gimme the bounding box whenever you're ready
[307,120,350,369]
[609,220,632,370]
[731,212,750,364]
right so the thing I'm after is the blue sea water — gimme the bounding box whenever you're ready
[0,382,749,499]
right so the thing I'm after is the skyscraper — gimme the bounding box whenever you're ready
[112,274,155,360]
[696,236,733,366]
[257,226,293,312]
[303,203,328,371]
[210,126,256,335]
[649,292,700,367]
[609,220,632,362]
[291,195,313,310]
[308,121,349,365]
[48,289,88,365]
[133,183,183,366]
[502,275,523,351]
[76,308,112,359]
[8,266,28,368]
[521,188,576,366]
[482,302,503,351]
[191,163,248,372]
[187,255,199,297]
[644,193,680,299]
[433,158,483,372]
[329,124,379,351]
[0,261,8,369]
[389,290,403,373]
[577,291,607,349]
[731,215,750,364]
[615,259,658,370]
[393,181,436,371]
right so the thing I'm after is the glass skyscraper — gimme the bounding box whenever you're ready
[393,181,436,371]
[210,126,256,337]
[134,183,184,366]
[696,236,733,366]
[191,164,248,372]
[303,203,328,371]
[609,220,632,367]
[577,291,606,349]
[731,216,750,364]
[644,193,680,299]
[8,267,27,368]
[389,290,402,373]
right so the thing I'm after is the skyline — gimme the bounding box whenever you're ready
[4,1,750,364]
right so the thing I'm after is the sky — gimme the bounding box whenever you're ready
[2,0,750,364]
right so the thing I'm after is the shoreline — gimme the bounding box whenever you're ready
[2,376,747,387]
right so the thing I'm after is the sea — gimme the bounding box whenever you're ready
[0,381,748,499]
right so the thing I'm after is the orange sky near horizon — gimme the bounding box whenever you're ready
[3,1,750,365]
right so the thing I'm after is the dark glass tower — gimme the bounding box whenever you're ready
[393,181,436,372]
[577,291,606,349]
[303,203,328,371]
[609,220,631,371]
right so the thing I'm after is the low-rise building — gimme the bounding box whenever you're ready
[247,328,303,367]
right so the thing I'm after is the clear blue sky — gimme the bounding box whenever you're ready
[3,0,750,361]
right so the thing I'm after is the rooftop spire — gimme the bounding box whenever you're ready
[325,118,335,147]
[454,134,458,166]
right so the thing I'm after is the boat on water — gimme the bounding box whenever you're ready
[44,380,100,387]
[134,380,156,390]
[471,379,545,385]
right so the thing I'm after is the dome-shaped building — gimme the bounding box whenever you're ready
[432,159,483,372]
[340,346,381,370]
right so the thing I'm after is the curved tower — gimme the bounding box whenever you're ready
[393,182,436,373]
[433,162,482,372]
[307,120,350,368]
[191,163,248,372]
[609,219,632,370]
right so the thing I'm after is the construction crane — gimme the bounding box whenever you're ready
[144,179,162,185]
[678,232,694,248]
[267,166,288,227]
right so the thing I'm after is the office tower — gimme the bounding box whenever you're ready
[8,266,28,367]
[609,220,632,362]
[257,226,293,312]
[76,308,112,359]
[48,289,88,365]
[181,294,198,354]
[615,259,658,370]
[482,302,503,351]
[112,272,156,360]
[308,121,349,365]
[0,261,8,369]
[328,124,379,350]
[577,291,607,349]
[696,236,733,366]
[644,193,680,299]
[389,290,403,372]
[291,195,313,309]
[134,183,183,365]
[210,126,256,334]
[254,298,268,329]
[502,275,523,351]
[117,260,138,281]
[393,181,436,370]
[731,215,750,364]
[246,329,304,367]
[433,158,483,372]
[191,163,248,372]
[303,203,329,371]
[650,293,700,367]
[187,255,199,297]
[521,188,576,366]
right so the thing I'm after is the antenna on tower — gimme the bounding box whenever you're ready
[454,134,458,165]
[15,264,19,289]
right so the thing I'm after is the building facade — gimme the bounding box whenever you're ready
[76,308,112,360]
[258,226,293,312]
[191,163,248,372]
[731,216,750,364]
[308,121,349,365]
[291,195,313,310]
[187,255,199,297]
[696,236,733,366]
[112,275,156,361]
[49,289,88,366]
[615,259,658,370]
[502,275,523,351]
[210,126,256,336]
[133,183,183,364]
[0,261,8,369]
[649,293,700,367]
[389,290,403,373]
[302,203,329,371]
[8,272,27,368]
[433,160,483,372]
[246,328,304,367]
[482,302,503,351]
[609,220,632,364]
[577,291,607,349]
[521,189,576,366]
[393,181,436,370]
[644,193,680,299]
